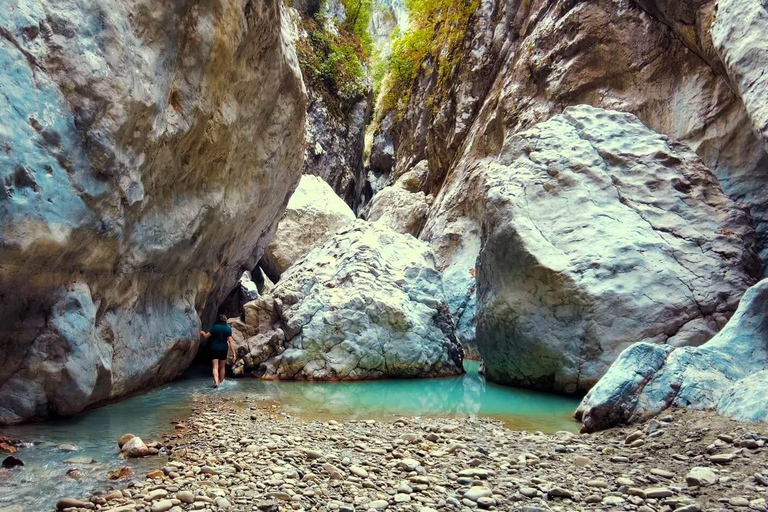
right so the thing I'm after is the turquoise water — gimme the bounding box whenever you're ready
[0,361,579,510]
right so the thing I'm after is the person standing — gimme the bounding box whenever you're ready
[200,315,235,387]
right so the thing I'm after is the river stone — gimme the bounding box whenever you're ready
[0,0,307,425]
[578,278,768,431]
[150,500,173,512]
[56,498,94,510]
[464,487,492,501]
[121,437,148,458]
[686,467,719,487]
[398,458,421,471]
[176,491,194,504]
[645,487,674,499]
[2,456,23,468]
[118,434,135,449]
[368,500,389,510]
[476,105,758,393]
[64,456,94,464]
[235,221,463,380]
[261,175,356,281]
[147,489,168,501]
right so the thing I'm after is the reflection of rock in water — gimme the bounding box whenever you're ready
[458,372,485,417]
[256,375,486,420]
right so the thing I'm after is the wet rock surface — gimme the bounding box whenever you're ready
[57,398,768,512]
[476,105,758,393]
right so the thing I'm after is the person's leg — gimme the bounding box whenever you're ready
[212,360,220,387]
[219,361,226,384]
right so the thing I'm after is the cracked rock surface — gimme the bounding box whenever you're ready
[476,105,759,394]
[0,0,306,424]
[577,277,768,432]
[231,220,464,380]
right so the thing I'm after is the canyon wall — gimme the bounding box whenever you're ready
[0,0,306,424]
[369,0,768,384]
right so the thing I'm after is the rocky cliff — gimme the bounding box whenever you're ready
[368,0,768,380]
[0,0,306,424]
[292,0,372,207]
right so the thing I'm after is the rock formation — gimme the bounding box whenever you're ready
[291,0,372,207]
[366,161,432,237]
[476,105,758,393]
[577,277,768,432]
[230,221,464,380]
[0,0,306,424]
[367,0,768,367]
[261,175,356,282]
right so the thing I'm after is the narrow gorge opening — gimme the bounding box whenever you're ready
[2,0,768,510]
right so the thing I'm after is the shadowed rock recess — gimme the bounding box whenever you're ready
[0,0,306,424]
[229,221,464,380]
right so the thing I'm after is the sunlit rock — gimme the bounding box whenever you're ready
[235,221,463,379]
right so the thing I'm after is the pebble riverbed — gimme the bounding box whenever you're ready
[50,395,768,512]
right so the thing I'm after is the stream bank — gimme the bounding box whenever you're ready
[0,362,578,510]
[53,398,768,512]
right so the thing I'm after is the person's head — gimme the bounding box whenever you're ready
[217,314,228,324]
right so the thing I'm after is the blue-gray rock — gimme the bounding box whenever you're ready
[234,221,463,379]
[476,105,758,393]
[0,0,306,424]
[577,278,768,431]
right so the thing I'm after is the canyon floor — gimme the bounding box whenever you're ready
[51,394,768,512]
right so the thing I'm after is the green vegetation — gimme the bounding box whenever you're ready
[340,0,374,56]
[380,0,479,113]
[295,0,374,107]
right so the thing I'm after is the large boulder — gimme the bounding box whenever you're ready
[0,0,306,424]
[476,105,759,393]
[261,175,356,281]
[577,278,768,431]
[231,221,464,380]
[367,161,432,237]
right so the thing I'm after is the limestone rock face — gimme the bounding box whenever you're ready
[366,0,768,351]
[232,221,464,380]
[476,106,758,393]
[711,0,768,153]
[302,96,369,205]
[290,3,371,207]
[367,161,432,237]
[261,176,356,281]
[577,278,768,431]
[0,0,306,424]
